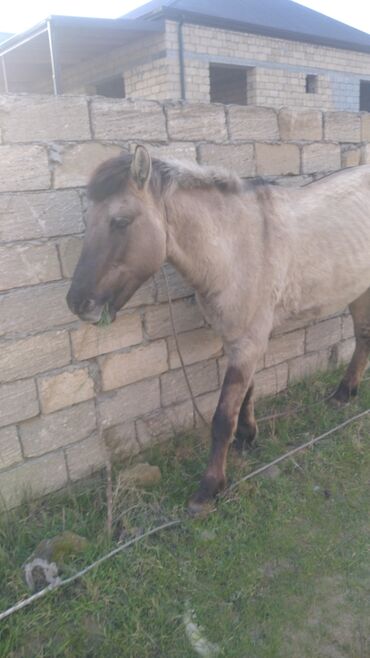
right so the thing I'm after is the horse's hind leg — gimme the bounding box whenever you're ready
[334,288,370,403]
[234,383,258,451]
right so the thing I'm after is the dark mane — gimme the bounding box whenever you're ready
[87,154,133,202]
[87,153,242,202]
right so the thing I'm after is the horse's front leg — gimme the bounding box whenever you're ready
[188,338,264,514]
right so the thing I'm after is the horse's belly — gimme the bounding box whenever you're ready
[278,198,370,324]
[274,262,370,329]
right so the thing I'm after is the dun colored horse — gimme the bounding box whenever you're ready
[67,146,370,513]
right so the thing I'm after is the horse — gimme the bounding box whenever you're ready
[67,146,370,514]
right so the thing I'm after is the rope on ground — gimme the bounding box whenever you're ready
[1,407,369,624]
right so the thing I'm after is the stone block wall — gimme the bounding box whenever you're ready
[0,94,368,508]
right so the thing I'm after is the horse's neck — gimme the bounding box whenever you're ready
[165,188,232,295]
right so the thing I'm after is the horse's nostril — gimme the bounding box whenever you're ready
[80,299,96,314]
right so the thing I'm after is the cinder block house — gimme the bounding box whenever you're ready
[1,0,370,108]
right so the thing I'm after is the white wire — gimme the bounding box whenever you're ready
[0,519,181,623]
[0,407,369,624]
[227,407,370,492]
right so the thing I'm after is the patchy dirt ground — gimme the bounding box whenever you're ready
[284,575,370,658]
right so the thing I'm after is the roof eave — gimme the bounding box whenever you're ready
[0,15,164,57]
[0,19,49,56]
[159,7,370,55]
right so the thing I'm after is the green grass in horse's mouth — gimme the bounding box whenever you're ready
[97,303,112,327]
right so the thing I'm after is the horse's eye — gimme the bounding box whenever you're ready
[110,216,132,230]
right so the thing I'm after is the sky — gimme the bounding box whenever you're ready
[0,0,370,36]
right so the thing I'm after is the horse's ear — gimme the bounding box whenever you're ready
[131,145,152,189]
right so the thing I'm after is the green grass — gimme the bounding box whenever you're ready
[97,304,112,327]
[0,368,370,657]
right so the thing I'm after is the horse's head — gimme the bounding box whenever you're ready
[67,146,166,323]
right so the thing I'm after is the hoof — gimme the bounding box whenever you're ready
[187,498,216,518]
[233,423,258,453]
[332,382,358,406]
[188,475,224,517]
[330,396,349,409]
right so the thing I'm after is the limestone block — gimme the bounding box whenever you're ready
[336,338,356,364]
[0,282,75,336]
[91,98,167,141]
[137,142,197,161]
[302,143,341,174]
[0,190,83,242]
[0,95,90,142]
[104,421,139,460]
[194,390,220,423]
[279,108,322,141]
[255,143,300,176]
[0,426,23,470]
[265,330,305,368]
[216,355,228,382]
[228,106,279,141]
[54,142,123,188]
[0,379,39,428]
[361,113,370,141]
[144,298,203,339]
[125,277,156,309]
[161,358,219,406]
[100,340,168,391]
[198,143,255,177]
[20,400,96,457]
[0,244,61,292]
[274,175,314,187]
[289,350,329,383]
[360,144,370,164]
[66,433,106,481]
[155,264,193,302]
[273,316,315,336]
[0,452,68,509]
[324,112,361,142]
[136,400,194,447]
[167,328,223,369]
[71,311,142,360]
[254,363,288,399]
[58,237,83,279]
[306,317,341,352]
[0,330,71,383]
[99,378,160,427]
[166,102,227,142]
[341,146,362,168]
[342,314,354,340]
[38,368,95,414]
[0,145,50,192]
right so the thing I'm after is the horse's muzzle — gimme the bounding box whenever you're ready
[66,289,104,323]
